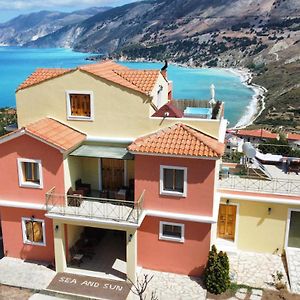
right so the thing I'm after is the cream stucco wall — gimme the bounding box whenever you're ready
[81,157,99,190]
[63,156,83,192]
[16,70,222,139]
[67,224,83,249]
[220,198,300,254]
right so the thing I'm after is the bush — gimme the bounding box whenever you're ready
[204,245,231,294]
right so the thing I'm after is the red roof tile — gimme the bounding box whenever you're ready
[128,123,224,158]
[152,101,184,118]
[17,68,74,91]
[236,129,278,139]
[17,60,161,95]
[287,133,300,141]
[25,118,86,151]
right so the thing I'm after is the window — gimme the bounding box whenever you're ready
[159,221,184,242]
[66,91,94,120]
[22,218,46,246]
[17,158,43,188]
[160,165,187,197]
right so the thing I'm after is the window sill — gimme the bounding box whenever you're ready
[160,190,186,198]
[23,241,46,247]
[159,236,184,243]
[19,182,43,189]
[67,116,94,121]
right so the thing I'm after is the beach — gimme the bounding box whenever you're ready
[227,68,267,129]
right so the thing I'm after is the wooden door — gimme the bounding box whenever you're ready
[217,204,236,240]
[102,159,124,190]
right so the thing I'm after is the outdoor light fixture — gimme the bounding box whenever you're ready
[128,234,133,242]
[226,199,230,205]
[268,207,272,215]
[55,225,59,232]
[31,215,35,220]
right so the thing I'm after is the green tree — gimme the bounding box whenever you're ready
[204,245,230,294]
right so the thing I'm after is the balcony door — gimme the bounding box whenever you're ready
[217,204,237,240]
[102,158,124,190]
[287,210,300,249]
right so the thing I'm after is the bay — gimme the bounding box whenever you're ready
[0,47,255,126]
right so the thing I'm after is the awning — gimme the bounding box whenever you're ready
[70,145,134,160]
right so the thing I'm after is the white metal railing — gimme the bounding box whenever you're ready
[219,174,300,196]
[46,188,145,224]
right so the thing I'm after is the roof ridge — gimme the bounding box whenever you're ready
[179,123,222,154]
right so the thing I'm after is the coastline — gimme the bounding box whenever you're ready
[223,68,267,129]
[119,58,267,128]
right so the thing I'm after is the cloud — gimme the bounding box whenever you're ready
[0,0,136,11]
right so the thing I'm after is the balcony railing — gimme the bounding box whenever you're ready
[218,174,300,196]
[45,187,145,224]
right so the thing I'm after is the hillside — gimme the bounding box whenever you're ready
[0,7,110,46]
[1,0,300,130]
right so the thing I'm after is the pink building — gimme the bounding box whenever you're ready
[0,61,226,282]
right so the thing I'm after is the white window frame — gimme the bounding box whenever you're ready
[159,221,185,243]
[17,158,43,189]
[160,165,187,197]
[21,217,46,246]
[66,90,94,121]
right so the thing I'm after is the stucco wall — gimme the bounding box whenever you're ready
[81,157,99,190]
[135,155,216,216]
[0,134,65,203]
[66,224,83,249]
[63,156,82,191]
[16,70,222,139]
[0,207,54,262]
[138,216,211,276]
[222,199,299,253]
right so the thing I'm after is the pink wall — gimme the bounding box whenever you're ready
[138,216,211,276]
[0,134,65,204]
[135,155,215,216]
[0,207,54,262]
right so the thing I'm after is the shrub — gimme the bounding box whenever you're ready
[204,245,231,294]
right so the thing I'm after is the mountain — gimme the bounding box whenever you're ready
[0,7,111,46]
[2,0,300,130]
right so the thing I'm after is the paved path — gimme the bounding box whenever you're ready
[228,251,289,290]
[140,269,206,300]
[286,248,300,294]
[207,287,263,300]
[0,257,56,290]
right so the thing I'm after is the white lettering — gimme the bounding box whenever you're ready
[59,277,76,284]
[81,280,100,287]
[103,283,109,289]
[59,277,66,283]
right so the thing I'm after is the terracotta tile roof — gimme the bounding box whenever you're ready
[236,129,278,139]
[25,118,86,151]
[286,133,300,141]
[17,68,74,91]
[80,60,160,95]
[152,101,184,118]
[128,123,224,158]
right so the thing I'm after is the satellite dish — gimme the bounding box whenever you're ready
[242,142,256,158]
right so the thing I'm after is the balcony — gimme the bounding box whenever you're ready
[219,174,300,196]
[45,187,145,225]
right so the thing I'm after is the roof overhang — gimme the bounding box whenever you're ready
[70,145,134,160]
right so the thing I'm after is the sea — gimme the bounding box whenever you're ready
[0,47,255,127]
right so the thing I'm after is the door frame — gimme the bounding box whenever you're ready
[214,201,239,248]
[285,208,300,250]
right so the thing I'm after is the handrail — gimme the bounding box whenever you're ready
[45,188,145,224]
[219,174,300,196]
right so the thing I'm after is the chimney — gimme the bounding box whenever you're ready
[161,60,168,80]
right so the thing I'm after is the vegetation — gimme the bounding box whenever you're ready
[0,108,17,136]
[204,245,231,295]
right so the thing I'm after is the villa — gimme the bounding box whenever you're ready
[0,60,299,293]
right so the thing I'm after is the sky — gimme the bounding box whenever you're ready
[0,0,138,23]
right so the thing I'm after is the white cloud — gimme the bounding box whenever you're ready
[0,0,136,11]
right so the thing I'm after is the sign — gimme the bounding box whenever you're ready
[47,273,131,300]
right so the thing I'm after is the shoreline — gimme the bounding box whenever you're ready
[226,68,267,129]
[119,58,267,128]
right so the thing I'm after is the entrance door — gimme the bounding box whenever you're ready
[102,159,124,190]
[217,204,237,240]
[287,210,300,248]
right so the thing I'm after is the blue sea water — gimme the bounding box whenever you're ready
[0,47,254,126]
